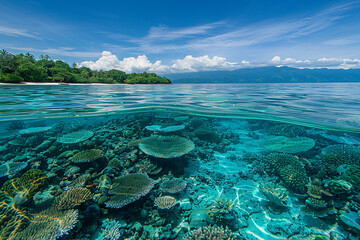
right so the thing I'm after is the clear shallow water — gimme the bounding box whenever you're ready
[1,83,360,239]
[1,83,360,132]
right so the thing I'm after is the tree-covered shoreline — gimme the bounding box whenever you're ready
[0,50,171,84]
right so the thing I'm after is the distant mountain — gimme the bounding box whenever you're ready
[165,66,360,83]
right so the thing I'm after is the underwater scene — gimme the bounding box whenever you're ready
[0,84,360,240]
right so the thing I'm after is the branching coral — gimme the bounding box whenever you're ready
[138,135,195,158]
[321,145,360,172]
[154,196,177,209]
[64,174,90,190]
[159,178,187,194]
[96,219,124,240]
[185,225,235,240]
[305,198,333,218]
[325,180,352,195]
[134,159,162,175]
[106,173,154,208]
[14,208,79,240]
[209,196,236,224]
[259,182,289,207]
[340,165,360,189]
[2,169,47,203]
[265,153,308,193]
[54,187,92,210]
[57,130,94,144]
[0,170,47,239]
[72,149,103,163]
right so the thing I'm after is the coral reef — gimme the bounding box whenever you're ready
[19,126,52,135]
[340,210,360,231]
[138,135,195,158]
[57,130,94,144]
[263,135,315,153]
[106,173,154,208]
[145,124,185,132]
[0,162,28,177]
[14,208,79,239]
[340,165,360,189]
[2,169,47,202]
[267,123,306,138]
[259,182,289,207]
[54,187,92,210]
[185,225,235,240]
[96,219,124,240]
[72,149,103,163]
[159,178,187,193]
[1,114,359,239]
[265,153,308,193]
[325,179,352,195]
[154,196,177,209]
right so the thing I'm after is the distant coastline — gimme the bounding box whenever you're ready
[0,49,171,84]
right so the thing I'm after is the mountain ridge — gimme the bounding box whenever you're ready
[164,66,360,83]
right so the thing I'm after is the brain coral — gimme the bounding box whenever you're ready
[106,173,154,208]
[138,135,195,158]
[0,162,28,177]
[57,130,94,144]
[265,153,308,193]
[263,136,315,153]
[72,149,103,163]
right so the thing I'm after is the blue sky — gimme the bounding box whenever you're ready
[1,0,360,73]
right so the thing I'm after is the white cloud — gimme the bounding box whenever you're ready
[171,55,239,72]
[80,51,242,73]
[80,52,360,74]
[269,56,360,69]
[4,46,102,58]
[80,51,170,73]
[0,26,39,39]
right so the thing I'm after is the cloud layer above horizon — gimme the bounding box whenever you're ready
[1,0,360,72]
[79,51,360,73]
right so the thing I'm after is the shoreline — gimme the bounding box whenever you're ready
[0,82,171,85]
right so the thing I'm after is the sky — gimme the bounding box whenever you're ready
[1,0,360,73]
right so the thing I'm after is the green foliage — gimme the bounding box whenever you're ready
[2,73,24,83]
[0,49,171,84]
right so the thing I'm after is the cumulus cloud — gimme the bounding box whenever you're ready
[80,51,241,73]
[171,55,239,72]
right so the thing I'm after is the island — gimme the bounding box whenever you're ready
[0,50,171,84]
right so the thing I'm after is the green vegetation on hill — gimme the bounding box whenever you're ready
[0,49,171,84]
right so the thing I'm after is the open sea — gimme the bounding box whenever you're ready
[0,83,360,240]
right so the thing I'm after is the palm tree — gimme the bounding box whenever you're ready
[24,52,35,62]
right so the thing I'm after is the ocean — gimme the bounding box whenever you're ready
[0,83,359,239]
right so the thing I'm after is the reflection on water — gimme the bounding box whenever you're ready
[1,83,360,132]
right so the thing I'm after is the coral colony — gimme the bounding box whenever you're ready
[0,114,360,239]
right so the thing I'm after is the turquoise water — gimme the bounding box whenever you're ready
[0,83,360,239]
